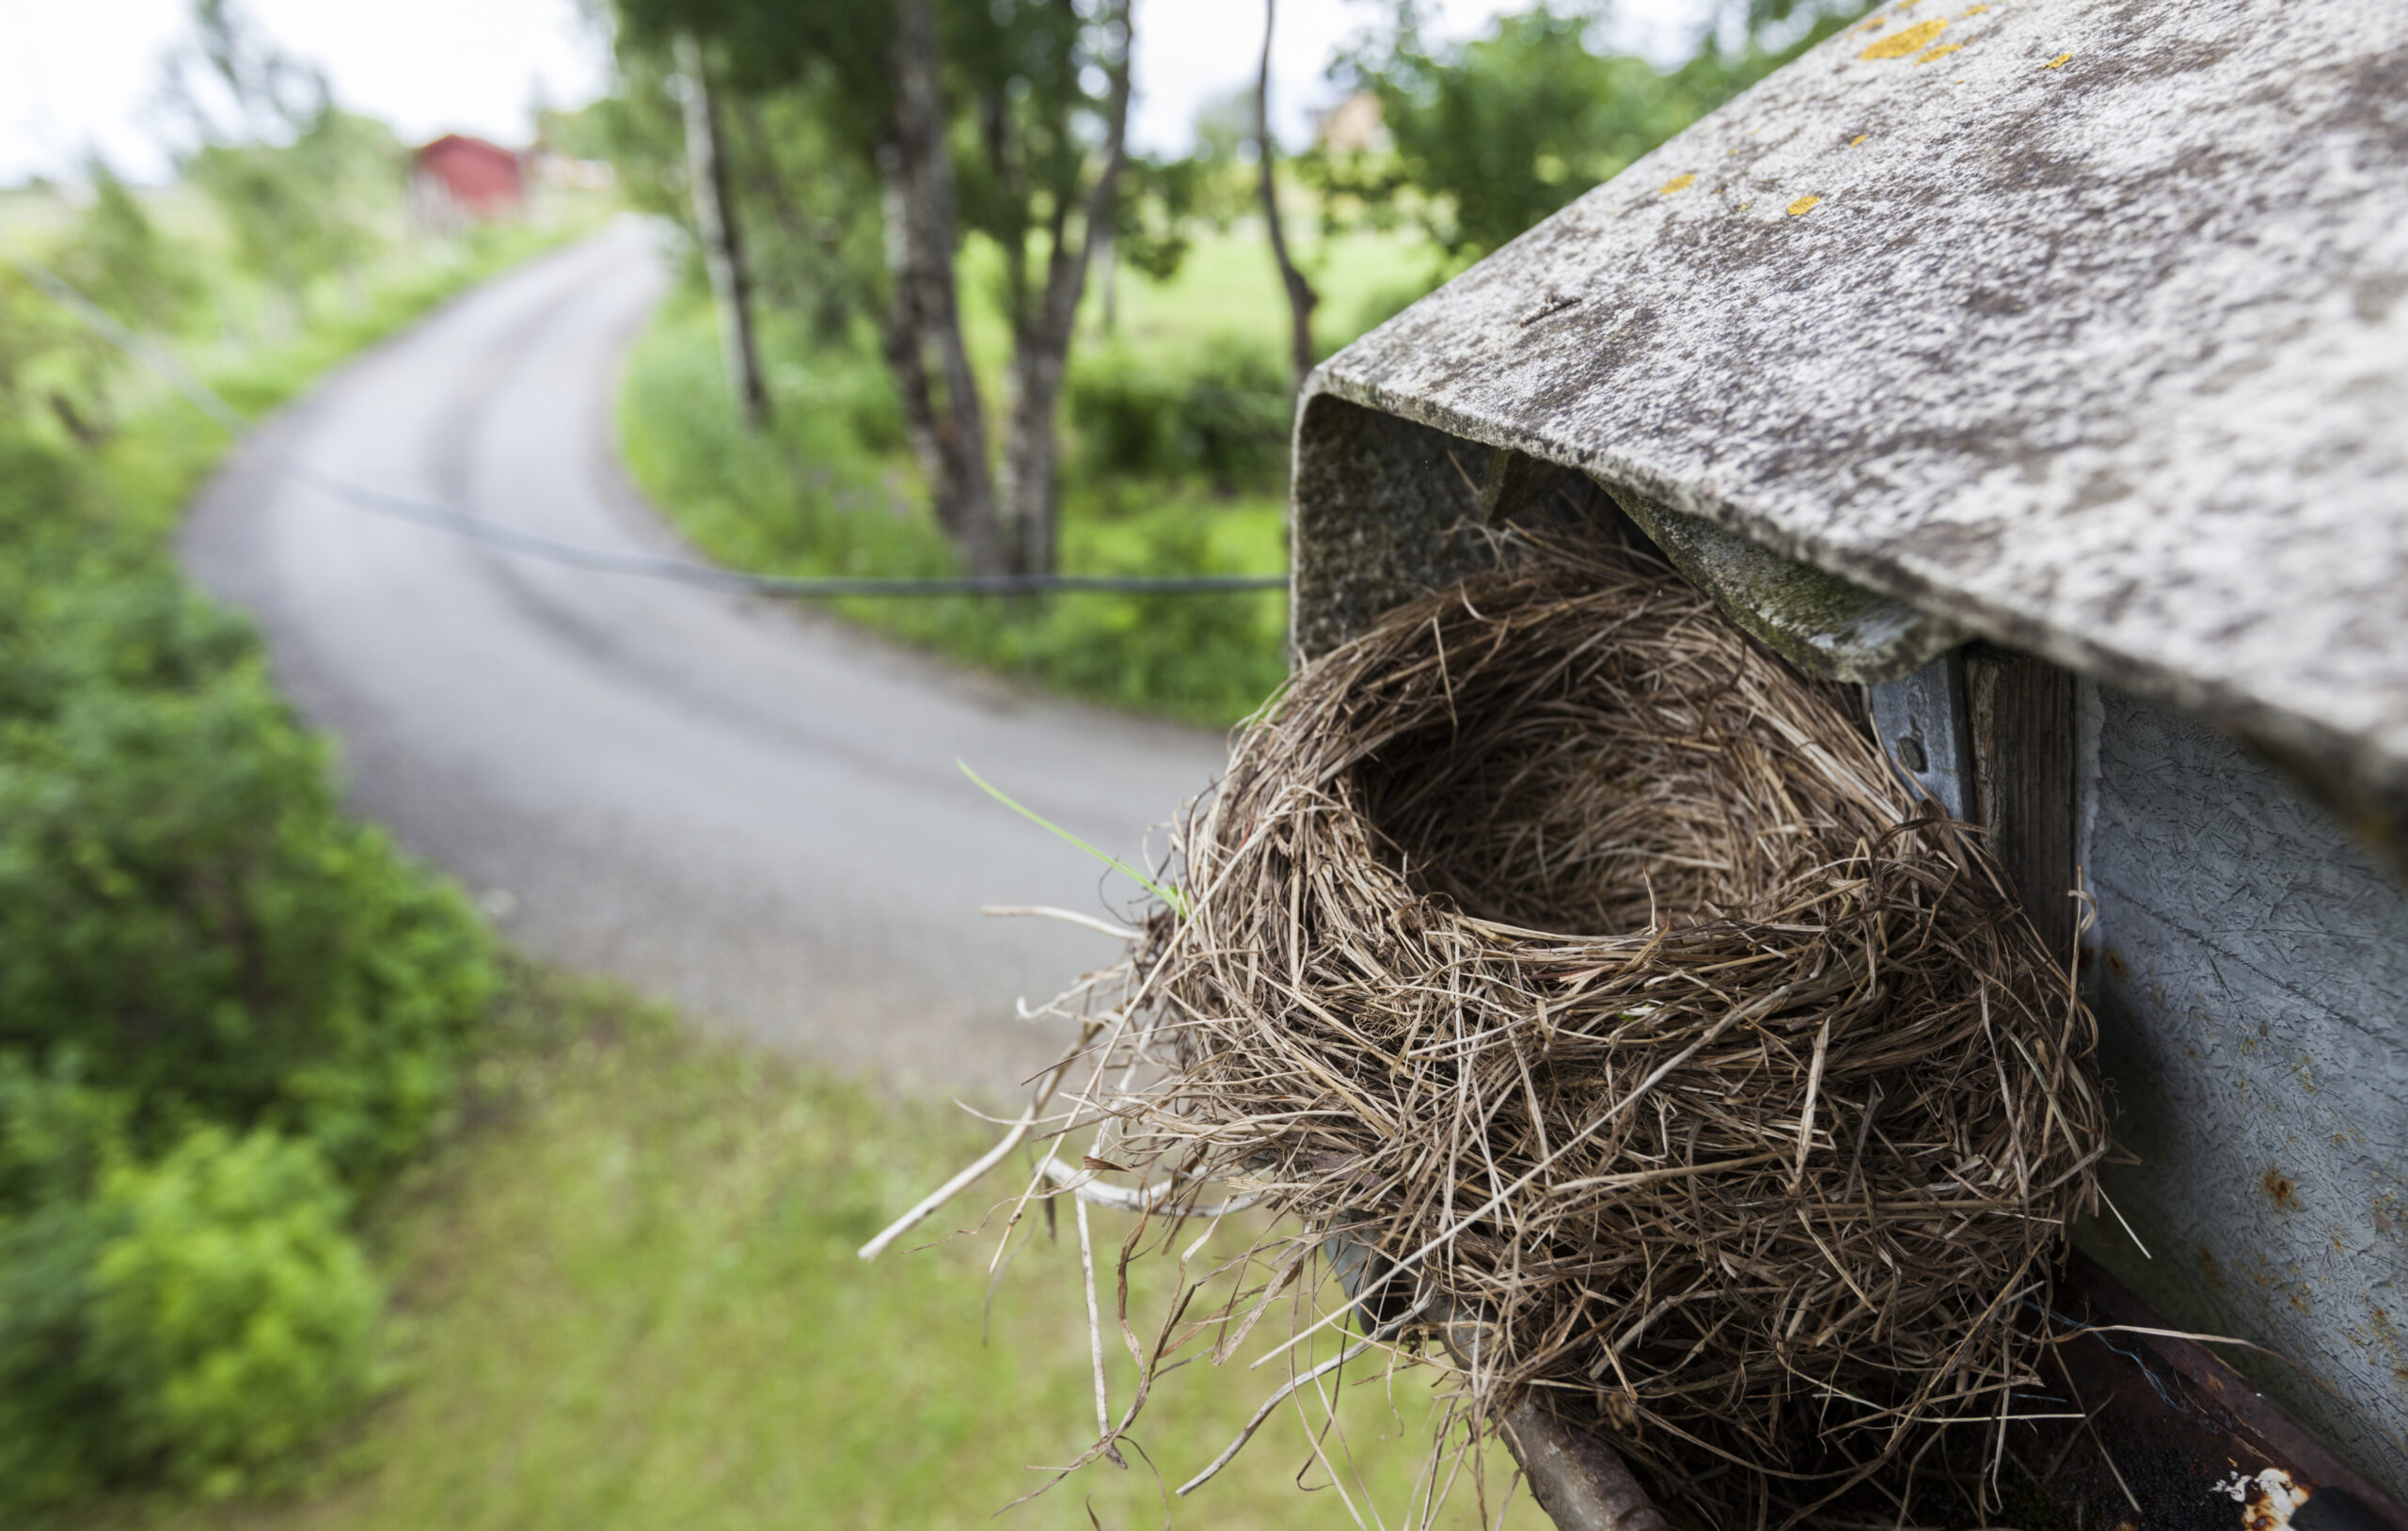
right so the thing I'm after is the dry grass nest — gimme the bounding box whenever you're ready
[923,536,2111,1526]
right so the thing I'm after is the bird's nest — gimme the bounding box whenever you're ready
[883,534,2109,1527]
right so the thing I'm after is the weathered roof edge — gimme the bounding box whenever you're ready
[1297,365,2408,851]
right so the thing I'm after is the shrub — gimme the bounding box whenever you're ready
[1067,347,1180,480]
[999,512,1286,718]
[1175,339,1291,493]
[0,633,496,1182]
[87,1128,382,1497]
[0,1058,134,1506]
[0,1110,384,1509]
[0,432,497,1185]
[1069,339,1291,495]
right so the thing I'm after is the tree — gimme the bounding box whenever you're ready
[672,33,769,428]
[1316,1,1866,263]
[950,0,1133,574]
[164,2,400,327]
[889,0,1004,573]
[1255,0,1319,394]
[612,0,1006,572]
[611,0,1157,576]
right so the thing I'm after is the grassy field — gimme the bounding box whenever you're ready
[618,222,1445,727]
[56,971,1536,1531]
[960,222,1445,366]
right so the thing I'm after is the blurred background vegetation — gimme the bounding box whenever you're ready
[0,0,1862,1523]
[597,0,1863,725]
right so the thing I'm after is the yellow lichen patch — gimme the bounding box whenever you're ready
[1916,41,1963,63]
[1861,17,1948,58]
[1960,3,1988,12]
[2047,51,2073,67]
[1658,173,1697,194]
[1850,134,1868,146]
[1735,202,1753,212]
[1788,195,1822,215]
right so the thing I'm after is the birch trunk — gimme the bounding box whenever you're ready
[999,0,1133,576]
[885,0,1003,575]
[674,33,768,429]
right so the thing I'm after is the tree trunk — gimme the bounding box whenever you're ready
[674,33,768,430]
[1256,0,1320,393]
[882,0,1004,575]
[999,0,1133,576]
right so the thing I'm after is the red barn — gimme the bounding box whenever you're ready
[409,135,524,231]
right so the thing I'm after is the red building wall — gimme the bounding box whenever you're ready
[412,135,524,220]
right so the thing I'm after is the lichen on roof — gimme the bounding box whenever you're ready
[1300,0,2408,823]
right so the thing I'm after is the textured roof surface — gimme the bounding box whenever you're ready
[1306,0,2408,797]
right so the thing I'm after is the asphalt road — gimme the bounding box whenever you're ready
[182,224,1233,1095]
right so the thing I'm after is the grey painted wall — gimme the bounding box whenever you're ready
[2077,683,2408,1497]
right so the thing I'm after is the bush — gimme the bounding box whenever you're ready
[1069,339,1291,495]
[0,435,497,1186]
[985,512,1287,718]
[0,607,496,1182]
[0,1105,382,1508]
[0,1058,133,1506]
[87,1129,382,1497]
[0,420,491,1507]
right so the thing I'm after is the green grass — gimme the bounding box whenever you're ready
[618,225,1443,728]
[957,222,1443,367]
[619,293,1293,726]
[80,222,594,538]
[53,971,1537,1531]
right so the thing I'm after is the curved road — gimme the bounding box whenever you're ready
[182,225,1230,1095]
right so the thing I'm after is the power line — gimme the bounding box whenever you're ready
[8,253,1291,599]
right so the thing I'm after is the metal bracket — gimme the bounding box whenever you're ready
[1868,650,1974,820]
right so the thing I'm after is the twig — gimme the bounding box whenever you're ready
[857,1104,1037,1260]
[984,905,1146,942]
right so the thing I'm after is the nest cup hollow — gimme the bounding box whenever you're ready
[1064,535,2110,1524]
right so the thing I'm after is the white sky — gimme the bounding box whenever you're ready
[2,0,1715,187]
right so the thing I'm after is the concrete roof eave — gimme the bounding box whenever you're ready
[1294,0,2408,852]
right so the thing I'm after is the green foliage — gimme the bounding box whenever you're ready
[0,434,497,1187]
[1068,337,1290,492]
[183,111,403,313]
[165,3,405,315]
[1108,152,1205,283]
[0,430,478,1509]
[0,184,561,1510]
[620,296,1291,726]
[2,172,196,444]
[27,164,205,444]
[21,972,1528,1531]
[57,166,201,338]
[606,0,899,330]
[1315,1,1868,260]
[0,1083,382,1509]
[87,1129,382,1497]
[945,0,1130,316]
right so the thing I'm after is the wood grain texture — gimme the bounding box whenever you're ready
[1966,645,2079,965]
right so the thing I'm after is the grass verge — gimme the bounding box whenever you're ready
[57,967,1536,1531]
[616,228,1443,729]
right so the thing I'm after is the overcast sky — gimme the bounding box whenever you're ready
[2,0,1714,187]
